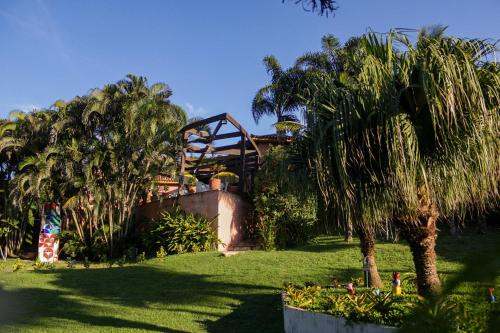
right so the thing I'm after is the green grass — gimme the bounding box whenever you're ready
[0,227,499,333]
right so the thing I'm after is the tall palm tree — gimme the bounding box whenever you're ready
[252,55,302,133]
[305,30,499,295]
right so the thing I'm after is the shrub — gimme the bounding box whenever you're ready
[12,258,24,272]
[83,257,90,269]
[137,252,146,262]
[146,208,219,255]
[156,246,167,258]
[254,146,316,249]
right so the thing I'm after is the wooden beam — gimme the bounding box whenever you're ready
[179,113,227,132]
[188,120,223,169]
[186,144,212,153]
[185,151,257,162]
[185,158,257,171]
[239,134,246,192]
[187,131,242,144]
[225,113,262,157]
[185,128,210,138]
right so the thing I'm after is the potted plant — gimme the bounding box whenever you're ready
[212,171,239,192]
[183,173,197,193]
[209,164,226,190]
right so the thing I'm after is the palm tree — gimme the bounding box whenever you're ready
[252,55,302,133]
[293,35,387,287]
[305,30,499,295]
[9,74,187,257]
[284,0,338,16]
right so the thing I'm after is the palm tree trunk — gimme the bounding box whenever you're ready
[357,227,383,288]
[397,201,441,296]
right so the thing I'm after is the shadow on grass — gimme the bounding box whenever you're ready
[294,236,359,253]
[435,226,500,265]
[0,266,281,333]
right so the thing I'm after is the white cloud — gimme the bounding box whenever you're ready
[185,103,207,117]
[12,104,41,112]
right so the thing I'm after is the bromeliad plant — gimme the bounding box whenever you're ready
[145,207,220,254]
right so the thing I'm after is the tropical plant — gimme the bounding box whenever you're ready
[145,207,219,255]
[211,171,239,184]
[4,74,187,257]
[254,146,316,249]
[182,173,198,186]
[283,0,338,16]
[301,29,499,295]
[252,55,302,134]
[253,35,385,287]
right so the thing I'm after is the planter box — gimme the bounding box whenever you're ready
[282,293,397,333]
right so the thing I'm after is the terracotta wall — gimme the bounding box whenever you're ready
[135,190,251,251]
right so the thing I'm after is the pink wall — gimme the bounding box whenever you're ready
[136,190,251,251]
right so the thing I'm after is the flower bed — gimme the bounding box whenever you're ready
[282,282,495,332]
[282,284,411,330]
[282,291,398,333]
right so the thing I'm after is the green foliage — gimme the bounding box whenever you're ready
[211,171,239,184]
[182,173,197,186]
[116,255,126,267]
[2,74,187,258]
[60,231,88,259]
[136,251,146,263]
[32,258,55,271]
[254,146,316,249]
[146,208,219,255]
[12,258,23,272]
[156,246,167,259]
[65,257,76,269]
[83,257,90,269]
[283,283,490,329]
[125,246,138,262]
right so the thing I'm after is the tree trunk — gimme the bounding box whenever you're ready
[397,201,441,296]
[357,228,383,288]
[345,221,353,242]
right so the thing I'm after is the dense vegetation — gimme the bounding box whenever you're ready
[253,28,499,296]
[254,146,316,249]
[0,75,187,259]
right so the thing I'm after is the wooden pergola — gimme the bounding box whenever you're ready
[179,113,262,193]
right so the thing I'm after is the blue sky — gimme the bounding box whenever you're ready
[1,0,498,134]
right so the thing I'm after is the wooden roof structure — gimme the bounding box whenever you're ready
[179,113,262,193]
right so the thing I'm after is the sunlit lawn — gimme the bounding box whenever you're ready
[0,226,499,332]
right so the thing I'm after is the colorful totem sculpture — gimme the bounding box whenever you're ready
[38,202,61,263]
[489,288,496,303]
[392,272,402,296]
[346,282,356,295]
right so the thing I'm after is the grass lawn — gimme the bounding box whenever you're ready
[0,226,499,332]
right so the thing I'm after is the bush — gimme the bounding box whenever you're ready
[145,207,219,255]
[254,146,316,249]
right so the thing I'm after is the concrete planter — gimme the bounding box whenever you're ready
[282,293,398,333]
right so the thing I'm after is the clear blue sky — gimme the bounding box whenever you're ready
[1,0,498,134]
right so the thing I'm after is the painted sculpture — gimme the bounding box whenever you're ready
[392,272,402,296]
[489,288,496,303]
[38,202,61,263]
[346,282,356,295]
